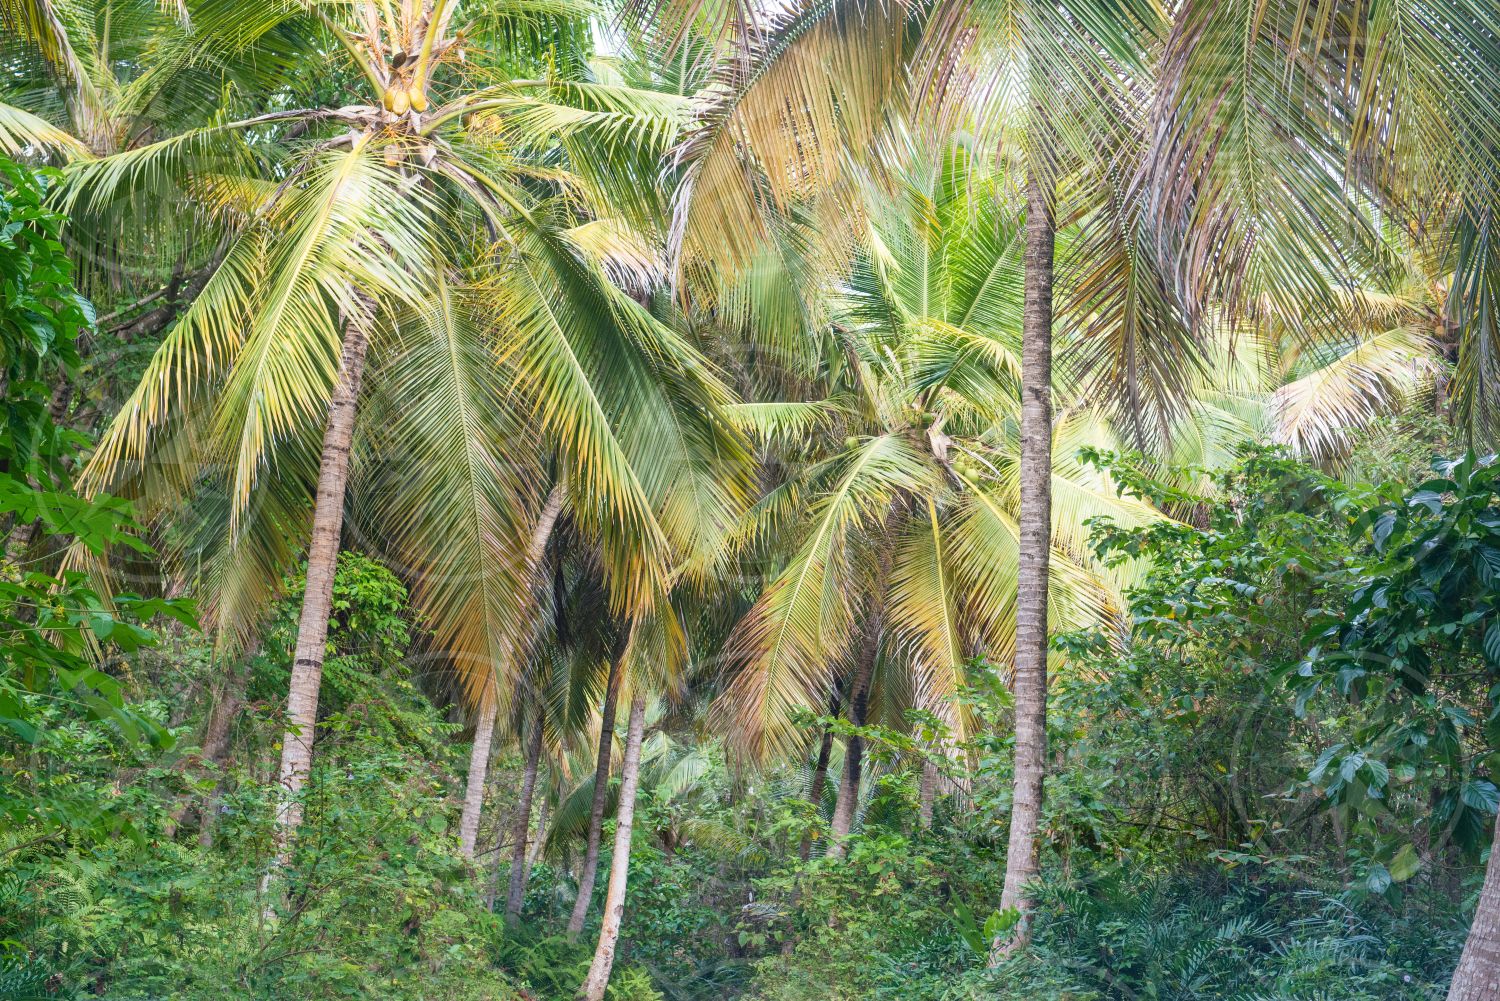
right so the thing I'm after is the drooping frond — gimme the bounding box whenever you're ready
[1063,171,1204,453]
[716,434,937,762]
[465,79,694,226]
[886,497,965,728]
[1,0,110,144]
[0,101,90,159]
[1271,326,1438,460]
[353,276,544,714]
[944,465,1124,668]
[722,401,842,443]
[1451,206,1500,447]
[670,0,921,278]
[477,223,752,608]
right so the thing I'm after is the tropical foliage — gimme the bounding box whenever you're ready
[2,0,1500,994]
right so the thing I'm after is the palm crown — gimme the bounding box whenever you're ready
[716,139,1159,764]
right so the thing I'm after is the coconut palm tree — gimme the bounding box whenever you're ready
[712,138,1161,861]
[34,0,739,876]
[628,0,1158,943]
[0,0,308,161]
[574,603,690,1001]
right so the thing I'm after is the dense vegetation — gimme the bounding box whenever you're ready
[3,0,1500,997]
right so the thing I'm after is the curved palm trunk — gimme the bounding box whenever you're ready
[458,482,566,858]
[577,690,647,1001]
[1448,817,1500,999]
[798,692,840,861]
[566,637,626,937]
[505,707,545,920]
[992,166,1054,962]
[459,698,498,857]
[827,598,884,859]
[527,795,549,867]
[267,307,370,872]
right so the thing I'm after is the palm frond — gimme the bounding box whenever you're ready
[1272,325,1438,460]
[670,0,919,277]
[354,275,545,714]
[716,434,935,762]
[0,101,90,159]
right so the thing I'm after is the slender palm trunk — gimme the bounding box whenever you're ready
[527,795,549,868]
[267,308,370,872]
[567,637,626,938]
[577,691,647,1001]
[458,482,566,857]
[798,692,840,862]
[1448,818,1500,999]
[505,708,545,920]
[918,758,938,830]
[827,599,885,859]
[992,165,1054,962]
[459,698,498,857]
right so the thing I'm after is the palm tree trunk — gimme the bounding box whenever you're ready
[827,599,884,859]
[566,635,627,938]
[992,164,1055,962]
[577,690,647,1001]
[458,482,566,858]
[267,307,370,871]
[459,698,498,857]
[527,795,549,868]
[918,758,937,830]
[1448,817,1500,1000]
[505,707,545,920]
[799,692,840,861]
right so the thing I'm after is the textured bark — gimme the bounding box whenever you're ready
[1448,817,1500,1000]
[453,480,564,858]
[918,758,938,830]
[798,692,840,861]
[992,165,1054,963]
[577,691,647,1001]
[566,638,626,937]
[827,596,886,859]
[458,698,498,858]
[527,795,549,868]
[505,708,545,920]
[267,308,370,867]
[456,481,565,858]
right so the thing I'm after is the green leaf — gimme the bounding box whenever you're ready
[1460,780,1500,815]
[1484,621,1500,668]
[1409,490,1444,514]
[1476,546,1500,586]
[1388,844,1420,882]
[983,906,1021,941]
